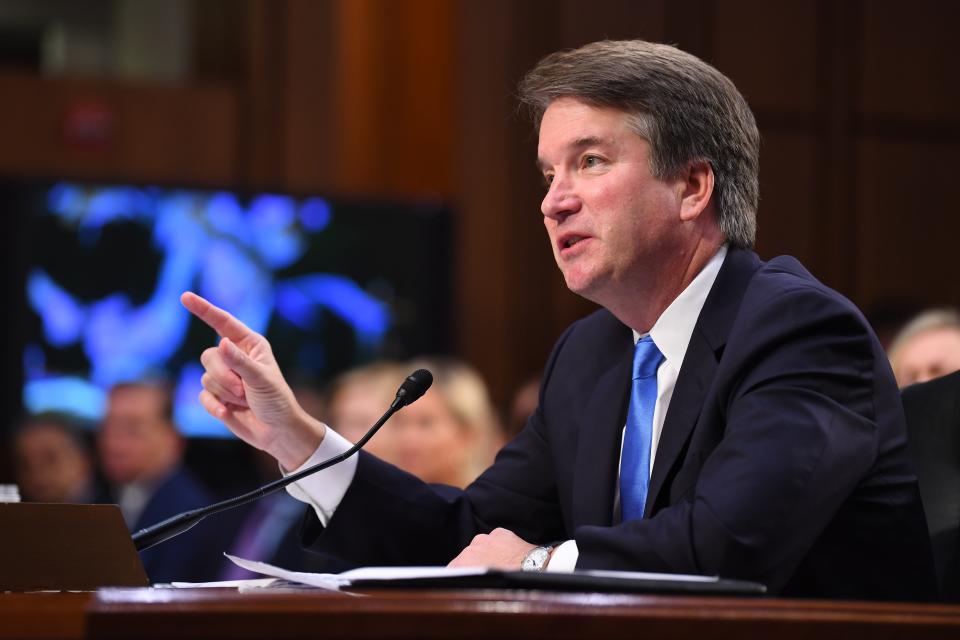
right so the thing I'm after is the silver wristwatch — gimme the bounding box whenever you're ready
[521,545,553,572]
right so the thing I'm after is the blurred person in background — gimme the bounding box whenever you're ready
[12,412,97,503]
[219,448,333,579]
[97,381,228,583]
[323,361,406,459]
[888,309,960,388]
[390,357,501,488]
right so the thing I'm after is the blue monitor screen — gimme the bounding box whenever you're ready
[10,181,451,437]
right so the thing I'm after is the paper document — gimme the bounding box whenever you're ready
[223,554,490,590]
[162,554,754,594]
[224,554,348,590]
[221,554,727,592]
[169,578,278,589]
[340,565,490,581]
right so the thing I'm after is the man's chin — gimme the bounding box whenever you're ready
[563,275,603,304]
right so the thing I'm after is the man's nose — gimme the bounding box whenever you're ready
[541,176,581,220]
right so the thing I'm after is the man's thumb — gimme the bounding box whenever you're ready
[219,338,263,383]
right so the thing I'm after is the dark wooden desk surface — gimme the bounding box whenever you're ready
[5,588,960,640]
[0,592,90,640]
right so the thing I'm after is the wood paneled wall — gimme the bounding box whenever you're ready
[453,0,960,404]
[2,0,958,408]
[0,71,237,185]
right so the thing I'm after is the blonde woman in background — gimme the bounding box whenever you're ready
[323,361,407,460]
[388,357,501,488]
[888,308,960,388]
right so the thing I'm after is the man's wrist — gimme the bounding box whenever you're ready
[543,540,578,572]
[282,426,357,526]
[274,409,326,471]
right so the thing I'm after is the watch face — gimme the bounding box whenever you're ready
[522,546,550,571]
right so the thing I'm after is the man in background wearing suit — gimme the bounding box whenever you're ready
[183,40,935,599]
[902,370,960,599]
[98,382,227,583]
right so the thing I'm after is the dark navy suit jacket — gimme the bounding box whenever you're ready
[902,371,960,600]
[304,248,936,600]
[130,467,231,584]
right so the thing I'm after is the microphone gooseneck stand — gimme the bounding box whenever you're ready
[132,369,433,552]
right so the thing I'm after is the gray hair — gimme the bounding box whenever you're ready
[518,40,760,248]
[888,308,960,366]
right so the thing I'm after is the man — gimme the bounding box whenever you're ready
[12,413,97,504]
[901,370,960,600]
[98,382,227,583]
[888,308,960,387]
[183,40,935,599]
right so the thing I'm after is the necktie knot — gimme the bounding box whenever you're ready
[633,336,664,380]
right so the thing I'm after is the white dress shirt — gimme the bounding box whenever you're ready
[287,245,729,572]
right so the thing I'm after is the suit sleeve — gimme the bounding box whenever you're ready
[574,285,881,592]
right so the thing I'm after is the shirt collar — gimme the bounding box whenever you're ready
[633,244,728,370]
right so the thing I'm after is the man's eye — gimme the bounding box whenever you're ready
[583,155,602,168]
[543,174,555,187]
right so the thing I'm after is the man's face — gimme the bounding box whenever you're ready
[98,386,177,485]
[14,423,91,503]
[389,388,475,487]
[893,327,960,387]
[537,98,686,308]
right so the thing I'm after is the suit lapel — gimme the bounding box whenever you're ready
[645,329,717,517]
[644,248,761,517]
[572,340,632,528]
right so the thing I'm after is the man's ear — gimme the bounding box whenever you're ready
[679,160,715,222]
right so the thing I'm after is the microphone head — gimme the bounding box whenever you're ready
[394,369,433,408]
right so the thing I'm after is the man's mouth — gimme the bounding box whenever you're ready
[559,234,589,251]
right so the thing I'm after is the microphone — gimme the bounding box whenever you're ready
[392,368,434,409]
[132,369,433,552]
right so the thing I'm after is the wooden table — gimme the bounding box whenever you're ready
[5,588,960,640]
[0,592,90,640]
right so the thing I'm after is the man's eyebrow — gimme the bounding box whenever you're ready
[536,136,608,171]
[571,135,605,149]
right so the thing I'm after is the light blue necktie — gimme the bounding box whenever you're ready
[620,336,664,522]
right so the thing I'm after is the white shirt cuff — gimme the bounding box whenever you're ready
[545,539,578,572]
[284,426,358,526]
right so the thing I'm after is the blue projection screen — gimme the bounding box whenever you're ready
[11,181,451,437]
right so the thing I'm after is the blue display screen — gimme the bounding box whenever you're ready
[12,181,451,437]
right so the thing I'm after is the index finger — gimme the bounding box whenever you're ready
[181,291,254,343]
